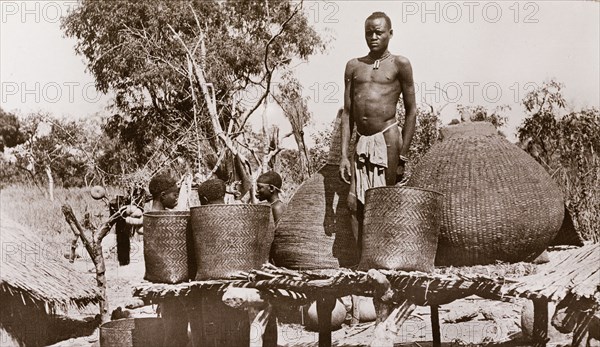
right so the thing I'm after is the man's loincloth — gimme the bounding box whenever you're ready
[353,122,399,204]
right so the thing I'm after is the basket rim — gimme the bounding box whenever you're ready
[100,317,162,331]
[366,185,443,196]
[190,204,272,211]
[143,210,190,217]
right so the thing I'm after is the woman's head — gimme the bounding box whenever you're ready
[256,171,282,201]
[197,178,226,205]
[149,174,179,209]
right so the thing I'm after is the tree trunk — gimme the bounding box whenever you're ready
[292,130,310,180]
[62,204,118,322]
[45,165,54,201]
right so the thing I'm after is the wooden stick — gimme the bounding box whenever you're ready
[69,235,78,263]
[317,297,336,347]
[431,305,441,347]
[532,299,549,347]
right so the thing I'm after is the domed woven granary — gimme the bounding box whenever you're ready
[408,121,565,266]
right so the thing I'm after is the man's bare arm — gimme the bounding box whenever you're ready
[341,60,354,159]
[339,60,354,183]
[397,57,417,157]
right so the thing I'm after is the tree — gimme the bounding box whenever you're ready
[9,113,104,198]
[62,0,326,183]
[0,107,26,151]
[517,80,600,241]
[272,70,313,180]
[518,80,568,167]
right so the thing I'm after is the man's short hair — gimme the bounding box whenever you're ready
[257,171,283,190]
[149,174,177,198]
[366,11,392,29]
[197,178,226,203]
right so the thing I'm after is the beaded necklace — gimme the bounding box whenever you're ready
[367,51,391,70]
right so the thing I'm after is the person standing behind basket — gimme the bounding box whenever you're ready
[339,11,417,254]
[147,173,189,347]
[194,177,278,347]
[149,173,180,211]
[254,171,285,347]
[196,178,226,205]
[255,171,286,226]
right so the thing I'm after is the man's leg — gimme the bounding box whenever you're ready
[356,202,365,260]
[348,152,366,262]
[382,126,402,186]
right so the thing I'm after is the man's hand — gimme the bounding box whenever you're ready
[395,161,407,185]
[339,157,352,184]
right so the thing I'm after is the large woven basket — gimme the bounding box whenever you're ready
[272,112,359,269]
[408,122,565,266]
[100,318,163,347]
[190,204,273,280]
[358,186,442,272]
[143,211,192,283]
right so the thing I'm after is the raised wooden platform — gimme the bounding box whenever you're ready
[133,244,600,347]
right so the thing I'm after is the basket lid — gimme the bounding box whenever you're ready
[440,121,497,140]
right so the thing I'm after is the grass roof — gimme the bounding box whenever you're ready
[0,215,100,313]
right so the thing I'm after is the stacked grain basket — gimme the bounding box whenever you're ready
[408,121,565,266]
[272,112,359,269]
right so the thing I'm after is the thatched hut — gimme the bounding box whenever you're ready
[0,215,101,347]
[507,243,600,345]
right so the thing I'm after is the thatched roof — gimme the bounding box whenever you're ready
[0,215,100,312]
[506,243,600,305]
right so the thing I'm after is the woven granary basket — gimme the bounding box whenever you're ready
[143,211,192,284]
[407,121,565,266]
[100,318,164,347]
[190,204,273,280]
[271,111,360,269]
[358,186,442,272]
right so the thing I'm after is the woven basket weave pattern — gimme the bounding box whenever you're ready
[143,211,191,284]
[100,318,164,347]
[408,122,564,266]
[190,204,273,280]
[273,111,359,269]
[358,186,442,272]
[272,164,360,269]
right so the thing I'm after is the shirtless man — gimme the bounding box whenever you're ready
[339,12,417,247]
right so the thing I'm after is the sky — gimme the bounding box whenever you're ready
[1,1,599,147]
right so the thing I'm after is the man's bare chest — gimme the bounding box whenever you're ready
[352,63,400,86]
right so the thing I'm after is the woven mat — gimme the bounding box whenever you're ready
[133,264,519,306]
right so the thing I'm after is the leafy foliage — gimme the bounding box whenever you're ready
[62,0,326,178]
[396,103,443,166]
[7,113,106,189]
[0,107,26,151]
[517,80,600,241]
[456,104,510,130]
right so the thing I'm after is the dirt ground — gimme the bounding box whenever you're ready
[47,236,575,347]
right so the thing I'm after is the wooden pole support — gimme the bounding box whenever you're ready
[532,299,549,347]
[431,305,441,347]
[351,295,360,325]
[317,296,336,347]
